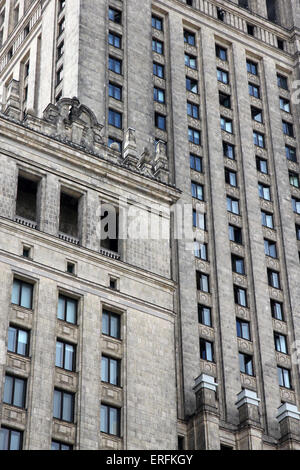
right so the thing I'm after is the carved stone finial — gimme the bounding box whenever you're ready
[153,141,169,183]
[4,79,21,120]
[122,128,139,169]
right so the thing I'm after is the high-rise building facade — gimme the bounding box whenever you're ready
[0,0,300,451]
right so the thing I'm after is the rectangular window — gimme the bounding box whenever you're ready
[264,239,277,258]
[251,107,263,123]
[152,39,163,54]
[198,305,212,327]
[102,310,121,339]
[7,326,29,357]
[225,169,237,187]
[152,15,163,30]
[289,172,299,188]
[277,74,288,90]
[153,62,164,79]
[190,154,202,172]
[183,30,195,46]
[109,82,122,101]
[56,341,76,372]
[188,128,201,145]
[186,77,198,94]
[217,68,229,84]
[191,181,204,200]
[229,225,242,244]
[51,441,72,451]
[187,102,199,119]
[109,7,121,24]
[268,269,280,289]
[101,356,121,387]
[296,224,300,241]
[0,428,22,450]
[155,112,166,131]
[220,117,233,134]
[185,53,197,69]
[282,121,294,137]
[286,145,297,162]
[234,286,247,307]
[109,109,122,129]
[193,210,206,230]
[200,339,214,362]
[249,83,260,98]
[246,60,258,75]
[223,142,235,159]
[239,353,254,376]
[53,389,75,423]
[219,92,231,109]
[196,272,209,293]
[154,87,165,103]
[271,300,284,321]
[216,45,227,61]
[274,333,288,354]
[108,56,122,74]
[261,211,274,229]
[280,97,290,113]
[253,131,265,148]
[194,241,207,260]
[57,295,77,325]
[3,375,26,409]
[236,319,251,341]
[101,404,120,436]
[292,197,300,214]
[227,196,240,215]
[232,255,245,275]
[258,183,271,201]
[277,367,291,388]
[108,31,121,48]
[11,279,33,310]
[256,157,268,174]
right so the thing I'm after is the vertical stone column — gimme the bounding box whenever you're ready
[193,374,220,450]
[126,0,153,155]
[26,278,57,449]
[276,403,300,449]
[253,0,268,18]
[201,27,241,426]
[232,43,281,438]
[40,173,60,236]
[77,293,101,449]
[0,155,18,219]
[235,389,263,449]
[263,56,300,410]
[168,10,200,417]
[27,36,40,113]
[85,190,101,252]
[37,0,56,115]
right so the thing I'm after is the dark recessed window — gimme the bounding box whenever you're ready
[264,239,277,258]
[155,112,166,130]
[216,44,227,61]
[108,56,122,74]
[225,168,237,187]
[56,340,76,372]
[289,172,299,188]
[229,225,242,244]
[186,77,198,94]
[261,211,274,229]
[101,404,120,436]
[251,106,263,123]
[51,441,72,451]
[277,367,291,389]
[267,269,280,289]
[11,279,33,310]
[101,356,121,387]
[256,157,268,174]
[219,92,231,108]
[185,53,197,69]
[247,23,255,36]
[223,142,235,159]
[271,300,284,321]
[234,286,247,307]
[232,255,245,275]
[188,128,201,145]
[277,74,288,90]
[154,87,165,103]
[274,333,288,354]
[253,131,265,148]
[0,428,23,450]
[258,183,271,200]
[187,101,199,119]
[279,97,290,113]
[53,389,75,423]
[109,109,122,129]
[236,319,251,340]
[249,83,260,98]
[196,272,209,293]
[152,15,163,31]
[153,62,164,78]
[109,82,122,101]
[282,121,294,137]
[239,353,254,376]
[246,60,258,75]
[217,68,229,84]
[108,31,121,48]
[152,38,163,54]
[191,181,204,200]
[221,116,233,133]
[108,7,121,24]
[3,375,27,409]
[8,326,29,357]
[200,339,214,362]
[193,210,206,230]
[198,305,212,327]
[194,241,207,260]
[183,30,195,46]
[102,310,121,339]
[227,196,240,215]
[190,153,202,172]
[57,295,78,325]
[292,197,300,214]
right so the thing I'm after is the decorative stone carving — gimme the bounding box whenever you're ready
[3,79,21,120]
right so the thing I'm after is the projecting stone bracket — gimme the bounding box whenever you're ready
[276,403,300,449]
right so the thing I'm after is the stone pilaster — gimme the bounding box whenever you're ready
[276,403,300,449]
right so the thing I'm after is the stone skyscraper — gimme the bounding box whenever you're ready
[0,0,300,450]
